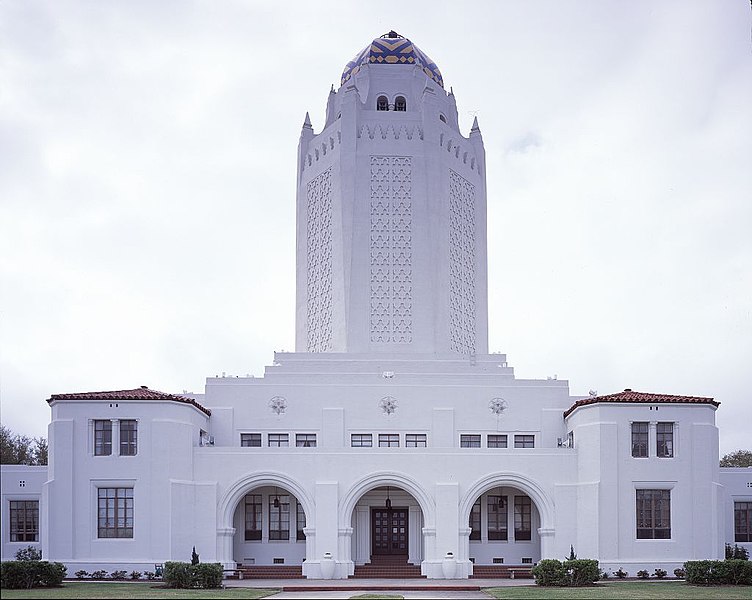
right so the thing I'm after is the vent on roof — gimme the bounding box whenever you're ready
[624,388,632,392]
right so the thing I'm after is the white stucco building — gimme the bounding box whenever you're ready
[2,32,750,579]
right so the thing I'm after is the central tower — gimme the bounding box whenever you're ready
[296,31,488,356]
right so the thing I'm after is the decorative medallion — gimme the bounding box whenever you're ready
[269,396,287,415]
[380,396,397,416]
[489,397,507,416]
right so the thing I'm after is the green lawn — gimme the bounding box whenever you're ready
[483,581,752,599]
[0,582,279,599]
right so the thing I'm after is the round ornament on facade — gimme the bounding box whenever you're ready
[269,396,287,415]
[489,397,507,416]
[380,396,397,416]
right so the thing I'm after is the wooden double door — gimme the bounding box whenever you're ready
[371,508,408,556]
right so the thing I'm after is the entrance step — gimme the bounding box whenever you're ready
[470,565,533,579]
[230,565,304,579]
[352,559,424,579]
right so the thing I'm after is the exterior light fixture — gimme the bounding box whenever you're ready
[385,486,392,509]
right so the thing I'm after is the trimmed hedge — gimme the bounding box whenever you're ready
[531,558,600,587]
[684,559,752,585]
[1,561,67,589]
[163,561,223,589]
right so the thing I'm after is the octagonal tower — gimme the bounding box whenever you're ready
[296,31,488,355]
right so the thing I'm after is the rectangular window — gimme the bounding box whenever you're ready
[514,496,532,541]
[351,434,373,447]
[488,495,508,541]
[244,494,262,541]
[94,420,112,456]
[636,489,671,539]
[378,434,399,447]
[487,434,508,448]
[296,434,317,447]
[241,433,262,447]
[656,422,674,458]
[631,422,648,457]
[97,487,133,538]
[119,420,137,456]
[734,501,752,542]
[514,435,535,448]
[460,434,481,448]
[469,499,481,540]
[9,500,39,542]
[297,501,306,541]
[406,434,427,447]
[268,434,289,447]
[567,430,574,449]
[269,494,290,540]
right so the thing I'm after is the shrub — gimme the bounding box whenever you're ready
[673,567,686,579]
[163,561,223,589]
[532,559,568,586]
[725,543,750,561]
[110,570,127,580]
[0,561,66,589]
[566,559,600,586]
[130,570,142,580]
[90,570,107,580]
[74,570,89,579]
[600,569,610,579]
[654,568,667,579]
[684,560,752,585]
[14,546,42,561]
[614,567,628,578]
[637,569,649,579]
[144,571,156,580]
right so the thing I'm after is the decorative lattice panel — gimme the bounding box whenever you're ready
[449,170,476,354]
[370,156,413,344]
[306,168,333,351]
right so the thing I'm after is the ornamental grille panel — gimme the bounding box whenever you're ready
[370,156,413,343]
[306,168,333,351]
[449,169,476,354]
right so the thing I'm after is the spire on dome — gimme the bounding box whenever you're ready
[303,112,312,129]
[471,116,481,134]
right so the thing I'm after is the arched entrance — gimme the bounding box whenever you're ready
[460,474,554,572]
[217,472,314,570]
[340,472,434,577]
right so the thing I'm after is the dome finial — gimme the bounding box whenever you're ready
[303,112,312,129]
[382,30,402,39]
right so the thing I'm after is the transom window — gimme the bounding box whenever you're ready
[119,420,137,456]
[97,487,133,538]
[656,422,674,458]
[631,422,648,457]
[379,434,399,447]
[241,433,262,447]
[9,500,38,542]
[514,496,532,540]
[244,494,262,540]
[460,434,481,448]
[636,489,671,539]
[94,420,112,456]
[394,96,406,111]
[406,434,427,447]
[734,501,752,542]
[268,434,289,447]
[487,434,507,448]
[351,434,373,447]
[488,495,508,540]
[376,95,388,111]
[296,434,317,447]
[269,494,290,540]
[514,435,535,448]
[469,498,481,540]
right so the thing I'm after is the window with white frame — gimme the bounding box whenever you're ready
[244,494,262,540]
[514,435,535,448]
[735,501,752,542]
[378,434,399,447]
[460,434,481,448]
[487,434,507,448]
[97,487,133,538]
[9,500,38,542]
[469,498,481,540]
[631,422,648,457]
[351,434,372,447]
[119,420,137,456]
[268,433,289,447]
[514,496,531,540]
[94,420,112,456]
[488,495,508,540]
[656,422,674,457]
[405,434,427,447]
[241,433,262,447]
[296,434,317,447]
[269,494,290,540]
[296,501,306,541]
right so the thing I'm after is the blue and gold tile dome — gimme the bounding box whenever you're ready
[341,31,443,88]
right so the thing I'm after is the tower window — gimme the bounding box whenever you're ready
[376,96,388,111]
[439,114,447,123]
[394,96,406,112]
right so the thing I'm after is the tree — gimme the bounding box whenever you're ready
[720,450,752,468]
[0,425,48,465]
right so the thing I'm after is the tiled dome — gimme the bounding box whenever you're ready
[341,31,443,88]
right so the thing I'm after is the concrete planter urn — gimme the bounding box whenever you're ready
[320,552,335,579]
[442,552,457,579]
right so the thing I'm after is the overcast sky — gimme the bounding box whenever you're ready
[1,1,750,455]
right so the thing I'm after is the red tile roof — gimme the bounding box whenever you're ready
[47,386,211,416]
[564,389,718,418]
